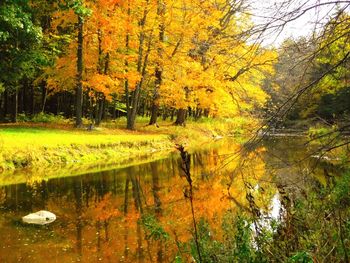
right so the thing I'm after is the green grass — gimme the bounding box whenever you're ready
[0,126,172,172]
[0,127,166,150]
[0,117,256,179]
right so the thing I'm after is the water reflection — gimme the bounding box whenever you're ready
[0,138,338,262]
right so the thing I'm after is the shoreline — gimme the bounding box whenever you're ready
[0,119,251,184]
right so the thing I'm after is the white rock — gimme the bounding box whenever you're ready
[22,210,56,225]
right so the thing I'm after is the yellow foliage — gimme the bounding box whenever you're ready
[41,0,277,117]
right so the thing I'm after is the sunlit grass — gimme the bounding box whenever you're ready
[0,127,167,150]
[0,117,255,173]
[0,126,173,172]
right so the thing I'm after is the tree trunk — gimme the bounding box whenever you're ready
[151,162,162,215]
[13,88,18,123]
[30,85,35,115]
[19,87,24,114]
[175,108,186,126]
[56,94,61,115]
[41,82,47,113]
[162,109,168,120]
[127,84,140,130]
[127,1,151,130]
[188,107,192,118]
[127,35,152,130]
[112,99,116,119]
[195,108,202,120]
[22,84,27,114]
[75,15,84,127]
[170,108,175,121]
[3,90,8,121]
[95,96,105,126]
[149,103,159,125]
[149,0,165,125]
[0,92,3,122]
[124,3,131,128]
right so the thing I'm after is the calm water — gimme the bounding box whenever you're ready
[0,137,336,262]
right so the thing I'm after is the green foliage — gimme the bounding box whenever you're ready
[183,215,267,263]
[139,214,169,241]
[60,0,92,17]
[289,251,313,263]
[307,125,339,145]
[16,113,31,122]
[332,172,350,208]
[0,1,43,85]
[0,82,4,93]
[0,2,42,44]
[31,112,68,124]
[114,102,127,113]
[316,87,350,120]
[188,218,225,263]
[15,112,70,124]
[308,126,331,138]
[264,171,350,262]
[231,216,257,262]
[173,171,350,262]
[263,13,350,123]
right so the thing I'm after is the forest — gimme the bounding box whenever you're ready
[0,0,350,262]
[0,0,274,128]
[0,1,349,129]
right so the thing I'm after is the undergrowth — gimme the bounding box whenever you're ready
[140,172,350,262]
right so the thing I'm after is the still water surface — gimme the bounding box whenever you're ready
[0,137,336,262]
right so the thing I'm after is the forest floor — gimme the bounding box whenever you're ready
[0,117,254,174]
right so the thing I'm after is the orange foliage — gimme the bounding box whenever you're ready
[39,0,276,116]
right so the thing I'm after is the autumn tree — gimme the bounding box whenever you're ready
[0,0,276,128]
[149,0,166,126]
[155,0,275,125]
[44,0,123,126]
[123,0,157,130]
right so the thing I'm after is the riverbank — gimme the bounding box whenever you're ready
[0,117,254,177]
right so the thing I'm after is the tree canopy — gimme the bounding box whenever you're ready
[0,0,276,128]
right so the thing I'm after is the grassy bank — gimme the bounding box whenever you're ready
[0,126,172,172]
[0,117,255,177]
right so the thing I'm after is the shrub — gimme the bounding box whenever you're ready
[17,113,31,122]
[31,112,69,124]
[139,214,169,241]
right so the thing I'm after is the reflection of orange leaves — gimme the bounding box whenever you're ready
[27,141,277,262]
[256,147,267,153]
[86,193,121,222]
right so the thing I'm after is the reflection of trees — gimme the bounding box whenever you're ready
[0,148,230,261]
[131,168,145,262]
[0,140,288,262]
[224,141,280,234]
[0,188,5,206]
[73,178,83,257]
[151,162,162,216]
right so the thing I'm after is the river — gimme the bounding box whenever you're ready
[0,137,338,262]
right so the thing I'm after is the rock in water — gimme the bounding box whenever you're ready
[22,210,56,225]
